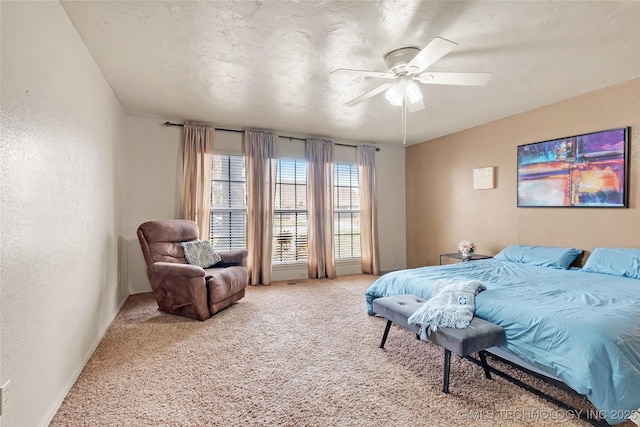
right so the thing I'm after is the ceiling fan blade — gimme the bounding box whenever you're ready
[343,82,394,107]
[415,72,492,86]
[331,68,396,80]
[406,37,458,74]
[406,97,425,113]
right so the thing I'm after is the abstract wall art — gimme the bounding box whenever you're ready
[517,128,629,207]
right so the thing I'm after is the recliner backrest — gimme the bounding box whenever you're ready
[137,220,199,266]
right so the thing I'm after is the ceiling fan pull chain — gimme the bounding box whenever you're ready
[402,97,407,144]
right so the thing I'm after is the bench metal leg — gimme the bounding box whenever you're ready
[443,349,451,394]
[379,320,392,349]
[479,350,492,379]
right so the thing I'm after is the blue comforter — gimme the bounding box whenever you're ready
[365,259,640,424]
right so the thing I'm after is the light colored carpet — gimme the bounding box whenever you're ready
[51,274,630,426]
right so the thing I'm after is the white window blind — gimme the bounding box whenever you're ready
[210,154,247,251]
[273,158,308,263]
[334,163,361,259]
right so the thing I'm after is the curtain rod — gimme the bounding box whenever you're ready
[164,121,380,151]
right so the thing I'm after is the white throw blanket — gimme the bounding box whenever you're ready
[408,279,486,340]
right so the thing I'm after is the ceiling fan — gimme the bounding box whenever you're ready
[333,37,492,110]
[331,37,492,143]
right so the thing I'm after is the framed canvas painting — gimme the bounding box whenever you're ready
[517,127,629,207]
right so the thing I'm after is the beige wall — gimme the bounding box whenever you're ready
[0,2,128,426]
[406,79,640,268]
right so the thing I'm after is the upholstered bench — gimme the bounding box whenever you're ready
[372,294,506,393]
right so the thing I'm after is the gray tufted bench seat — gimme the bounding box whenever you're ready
[373,294,506,393]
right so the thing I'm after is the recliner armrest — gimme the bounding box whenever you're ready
[148,262,205,279]
[146,262,209,320]
[216,249,248,268]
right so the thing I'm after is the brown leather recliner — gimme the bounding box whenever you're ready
[137,219,248,321]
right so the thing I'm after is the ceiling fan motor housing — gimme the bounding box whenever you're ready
[384,47,421,74]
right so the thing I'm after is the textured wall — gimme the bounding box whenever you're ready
[406,79,640,267]
[0,2,127,426]
[123,116,182,294]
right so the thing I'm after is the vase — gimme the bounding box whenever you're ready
[461,252,472,262]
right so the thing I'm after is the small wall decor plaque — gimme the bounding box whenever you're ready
[473,167,495,190]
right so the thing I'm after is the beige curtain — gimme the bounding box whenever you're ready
[181,121,214,240]
[357,145,380,275]
[306,138,336,279]
[246,130,277,285]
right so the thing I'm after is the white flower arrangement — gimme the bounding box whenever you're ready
[458,240,476,255]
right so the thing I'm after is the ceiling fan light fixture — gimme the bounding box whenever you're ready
[385,79,422,107]
[384,84,404,106]
[404,80,423,104]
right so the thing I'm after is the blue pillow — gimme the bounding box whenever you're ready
[582,248,640,280]
[494,244,583,270]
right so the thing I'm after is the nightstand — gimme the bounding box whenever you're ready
[439,253,492,265]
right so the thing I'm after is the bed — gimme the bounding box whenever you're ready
[365,245,640,425]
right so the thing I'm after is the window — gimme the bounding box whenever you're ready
[210,155,359,263]
[210,154,247,251]
[334,163,360,259]
[273,159,307,263]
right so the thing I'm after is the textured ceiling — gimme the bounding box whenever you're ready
[61,1,640,147]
